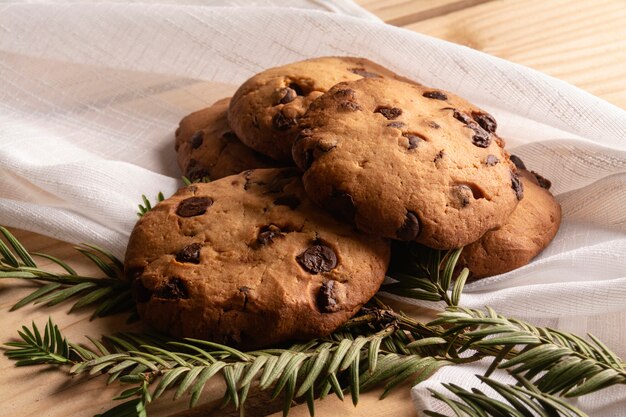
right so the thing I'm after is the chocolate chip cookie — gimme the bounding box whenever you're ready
[293,77,521,249]
[458,166,561,278]
[175,98,280,181]
[124,168,390,349]
[228,56,412,162]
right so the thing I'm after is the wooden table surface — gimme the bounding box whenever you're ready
[1,1,625,416]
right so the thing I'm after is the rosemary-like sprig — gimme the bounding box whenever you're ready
[425,374,588,417]
[385,242,469,306]
[4,315,452,417]
[430,306,626,398]
[181,176,211,186]
[137,193,164,217]
[0,227,133,319]
[3,229,625,417]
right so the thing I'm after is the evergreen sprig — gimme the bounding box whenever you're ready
[0,226,133,318]
[2,230,625,417]
[181,176,211,186]
[430,306,626,398]
[385,243,469,306]
[4,316,452,417]
[425,374,587,417]
[137,192,165,217]
[4,317,71,366]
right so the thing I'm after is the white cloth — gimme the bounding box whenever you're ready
[0,2,625,416]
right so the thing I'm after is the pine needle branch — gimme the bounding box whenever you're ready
[3,229,625,417]
[3,317,453,417]
[137,192,164,217]
[425,374,588,417]
[0,227,133,319]
[429,306,626,398]
[384,243,468,307]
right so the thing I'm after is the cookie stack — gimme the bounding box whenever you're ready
[125,57,561,348]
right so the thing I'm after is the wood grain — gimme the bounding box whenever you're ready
[356,0,493,26]
[405,0,626,109]
[2,1,625,417]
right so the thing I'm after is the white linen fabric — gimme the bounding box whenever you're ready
[0,2,625,416]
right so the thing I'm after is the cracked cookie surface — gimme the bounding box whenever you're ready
[458,167,561,278]
[228,56,412,162]
[124,168,390,349]
[175,98,281,181]
[293,77,520,249]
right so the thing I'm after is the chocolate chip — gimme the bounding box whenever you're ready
[190,131,204,149]
[175,243,202,264]
[423,91,448,100]
[469,124,491,148]
[428,121,440,129]
[334,88,355,98]
[288,82,304,96]
[276,87,297,105]
[485,155,499,166]
[472,112,497,133]
[154,277,189,300]
[273,195,300,209]
[317,280,340,313]
[339,101,362,111]
[511,172,524,200]
[397,211,420,241]
[375,106,402,120]
[387,121,406,129]
[349,67,381,78]
[451,109,472,125]
[296,245,338,274]
[186,160,210,182]
[532,171,552,189]
[177,196,213,217]
[453,185,472,208]
[510,155,526,170]
[326,191,356,222]
[404,133,424,150]
[132,278,152,303]
[257,225,282,245]
[272,111,297,130]
[434,150,445,162]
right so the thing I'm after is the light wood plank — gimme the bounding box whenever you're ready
[405,0,626,109]
[355,0,491,25]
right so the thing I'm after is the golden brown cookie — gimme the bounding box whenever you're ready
[459,167,561,278]
[124,168,390,349]
[175,98,280,181]
[293,77,521,249]
[228,56,412,162]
